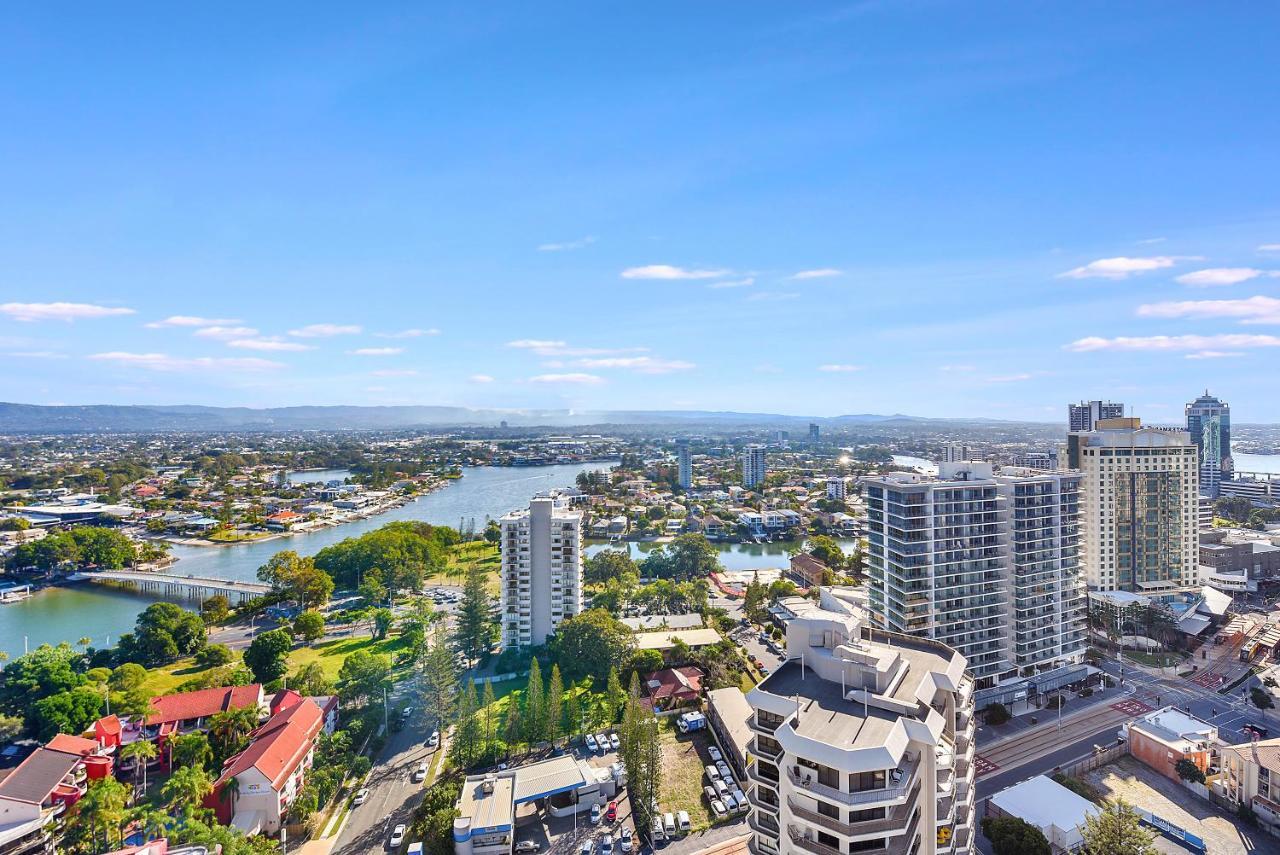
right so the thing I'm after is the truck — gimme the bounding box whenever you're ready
[677,712,707,733]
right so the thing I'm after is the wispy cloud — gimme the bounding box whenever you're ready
[145,315,240,329]
[88,352,285,371]
[506,339,647,357]
[939,364,976,372]
[1137,296,1280,325]
[1175,268,1275,287]
[1135,237,1167,245]
[620,264,730,280]
[370,369,419,377]
[228,337,315,352]
[376,328,439,339]
[528,373,604,385]
[790,268,842,280]
[1185,350,1244,360]
[5,350,68,359]
[1258,244,1280,252]
[746,291,800,302]
[194,325,258,340]
[575,356,695,374]
[538,236,596,252]
[1066,334,1280,352]
[1057,256,1195,280]
[1,302,135,322]
[986,373,1033,383]
[348,347,403,356]
[817,364,862,373]
[289,323,362,338]
[707,277,755,289]
[469,374,495,383]
[507,338,567,351]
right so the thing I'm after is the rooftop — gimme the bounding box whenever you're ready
[990,774,1098,833]
[0,747,79,804]
[758,660,902,748]
[1130,706,1217,752]
[457,774,516,834]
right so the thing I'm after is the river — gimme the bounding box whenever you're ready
[0,462,613,658]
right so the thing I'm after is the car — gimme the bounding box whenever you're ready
[352,787,369,806]
[411,763,427,783]
[703,785,717,803]
[704,764,720,781]
[758,632,769,643]
[730,788,747,811]
[721,792,738,812]
[760,666,770,676]
[585,733,599,752]
[663,813,676,837]
[650,817,666,843]
[389,824,407,848]
[677,810,691,833]
[714,779,730,798]
[426,730,440,748]
[600,834,613,854]
[401,707,413,719]
[580,839,594,855]
[605,801,618,823]
[609,732,620,751]
[514,843,541,854]
[710,799,727,818]
[619,828,633,853]
[717,761,733,781]
[596,733,611,752]
[707,746,723,763]
[590,803,602,824]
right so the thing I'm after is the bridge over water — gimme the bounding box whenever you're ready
[70,571,272,604]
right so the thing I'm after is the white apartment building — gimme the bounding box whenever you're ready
[499,493,583,648]
[938,443,970,463]
[746,588,976,855]
[826,477,847,502]
[1068,399,1125,433]
[743,445,768,489]
[677,441,693,490]
[863,462,1085,686]
[1074,417,1199,594]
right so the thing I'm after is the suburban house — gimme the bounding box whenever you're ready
[264,510,302,530]
[788,553,828,588]
[205,697,328,836]
[642,666,704,710]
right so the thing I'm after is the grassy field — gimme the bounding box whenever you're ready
[206,529,271,543]
[140,656,209,696]
[658,719,715,832]
[288,633,410,682]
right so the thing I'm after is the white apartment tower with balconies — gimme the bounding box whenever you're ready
[746,588,977,855]
[863,462,1085,686]
[743,445,768,489]
[1075,417,1199,593]
[677,440,693,490]
[499,493,583,648]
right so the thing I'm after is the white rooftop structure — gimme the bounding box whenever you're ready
[989,774,1099,852]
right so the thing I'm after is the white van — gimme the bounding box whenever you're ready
[677,810,691,833]
[662,813,676,837]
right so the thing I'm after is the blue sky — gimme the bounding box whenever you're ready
[2,3,1279,421]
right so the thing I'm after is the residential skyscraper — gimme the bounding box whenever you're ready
[742,445,767,489]
[676,440,692,490]
[808,422,820,441]
[1185,391,1232,498]
[1075,418,1199,593]
[863,462,1085,686]
[499,493,583,648]
[939,442,971,463]
[1068,400,1125,433]
[825,476,847,501]
[746,588,977,855]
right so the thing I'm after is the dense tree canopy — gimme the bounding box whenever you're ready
[7,526,137,571]
[256,551,334,609]
[584,549,639,586]
[638,534,720,581]
[551,609,635,681]
[117,603,207,666]
[312,521,457,590]
[243,629,292,684]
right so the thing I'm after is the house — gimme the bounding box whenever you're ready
[643,666,705,709]
[205,698,327,836]
[702,515,726,538]
[788,553,828,588]
[269,690,339,734]
[264,510,301,531]
[0,738,114,855]
[1121,706,1218,783]
[632,628,722,653]
[1218,737,1280,837]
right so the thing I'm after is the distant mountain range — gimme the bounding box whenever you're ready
[0,401,1039,433]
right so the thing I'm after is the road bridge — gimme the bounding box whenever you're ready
[71,571,271,605]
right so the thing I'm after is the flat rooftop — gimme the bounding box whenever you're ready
[457,774,515,833]
[758,660,903,749]
[990,774,1097,832]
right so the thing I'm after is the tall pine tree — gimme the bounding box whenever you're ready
[546,664,565,747]
[453,564,496,665]
[481,681,497,758]
[524,658,545,746]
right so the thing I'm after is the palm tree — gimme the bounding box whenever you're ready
[219,775,241,820]
[77,636,92,650]
[120,739,158,796]
[209,706,259,764]
[162,765,213,813]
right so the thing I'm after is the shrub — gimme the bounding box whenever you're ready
[1080,687,1094,697]
[195,644,234,668]
[984,703,1011,725]
[1175,757,1205,784]
[1252,686,1275,710]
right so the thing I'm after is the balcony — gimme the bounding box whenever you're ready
[750,787,781,815]
[751,736,783,762]
[787,784,920,838]
[788,755,917,806]
[786,826,846,855]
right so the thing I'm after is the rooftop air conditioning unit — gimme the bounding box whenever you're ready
[482,775,497,794]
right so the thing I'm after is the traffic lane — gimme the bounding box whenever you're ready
[333,718,439,855]
[975,728,1121,802]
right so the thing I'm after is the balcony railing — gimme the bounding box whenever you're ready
[751,736,783,762]
[788,756,917,806]
[787,784,919,838]
[786,826,846,855]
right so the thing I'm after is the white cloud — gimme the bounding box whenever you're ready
[1135,237,1167,245]
[1174,268,1272,287]
[348,347,403,356]
[620,264,730,280]
[707,277,755,289]
[528,373,605,385]
[1057,256,1191,280]
[145,315,241,328]
[227,338,315,352]
[817,364,863,373]
[370,369,419,377]
[88,352,285,371]
[193,325,258,340]
[575,356,695,374]
[1137,296,1280,325]
[986,373,1033,383]
[790,268,843,280]
[507,339,567,350]
[289,323,363,338]
[746,291,800,302]
[538,236,596,252]
[469,374,495,383]
[1,302,135,322]
[1066,334,1280,352]
[376,328,439,339]
[1185,350,1244,360]
[506,339,647,357]
[1258,244,1280,252]
[939,364,976,372]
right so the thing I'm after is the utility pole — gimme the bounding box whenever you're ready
[383,686,389,734]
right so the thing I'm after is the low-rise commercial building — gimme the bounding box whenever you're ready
[1121,706,1218,784]
[986,774,1098,852]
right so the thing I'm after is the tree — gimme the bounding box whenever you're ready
[984,703,1011,725]
[209,707,259,766]
[806,536,845,570]
[171,732,214,773]
[119,602,206,666]
[1081,800,1158,855]
[0,644,86,716]
[1175,757,1206,784]
[337,650,392,707]
[981,816,1050,855]
[293,611,326,642]
[256,550,334,609]
[292,661,333,696]
[524,658,545,746]
[418,625,459,729]
[30,687,104,739]
[312,521,453,589]
[451,681,482,769]
[202,595,231,624]
[162,765,214,812]
[196,644,235,668]
[121,738,158,794]
[565,688,582,742]
[546,664,564,747]
[585,550,639,586]
[503,694,523,758]
[550,609,635,682]
[627,649,664,675]
[219,775,241,821]
[66,776,129,853]
[243,629,292,684]
[453,564,496,664]
[665,534,720,580]
[620,671,662,842]
[605,667,626,724]
[743,575,768,624]
[372,608,394,640]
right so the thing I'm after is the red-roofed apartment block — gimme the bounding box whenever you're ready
[0,736,113,855]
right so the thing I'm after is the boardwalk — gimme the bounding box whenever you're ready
[70,570,271,604]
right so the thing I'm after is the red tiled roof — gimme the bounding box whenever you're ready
[644,666,705,701]
[270,689,304,715]
[217,698,324,791]
[95,715,122,737]
[46,734,100,757]
[266,511,300,521]
[146,684,262,725]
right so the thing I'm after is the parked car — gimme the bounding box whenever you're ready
[710,799,727,818]
[721,792,738,812]
[586,733,598,752]
[619,828,633,853]
[352,787,369,806]
[677,811,691,833]
[389,824,407,848]
[609,732,620,751]
[515,843,541,853]
[590,803,602,824]
[731,788,747,811]
[707,746,723,763]
[412,763,427,783]
[600,834,613,854]
[717,761,733,781]
[663,813,676,838]
[703,785,717,803]
[714,779,730,798]
[650,817,666,843]
[596,733,611,752]
[427,730,440,748]
[704,764,720,781]
[605,801,618,823]
[580,839,594,855]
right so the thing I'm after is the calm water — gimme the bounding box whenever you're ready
[0,462,613,659]
[287,468,353,485]
[891,454,938,474]
[584,539,804,572]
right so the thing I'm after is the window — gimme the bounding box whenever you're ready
[849,770,887,792]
